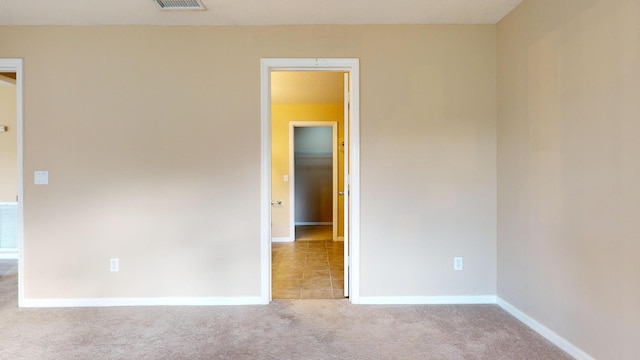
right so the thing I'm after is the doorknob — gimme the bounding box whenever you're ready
[271,200,282,205]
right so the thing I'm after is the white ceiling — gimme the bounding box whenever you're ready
[0,0,522,25]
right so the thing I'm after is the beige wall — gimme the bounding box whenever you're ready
[0,25,496,300]
[497,1,640,359]
[0,83,17,202]
[271,104,343,239]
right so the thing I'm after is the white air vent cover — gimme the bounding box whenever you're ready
[154,0,206,10]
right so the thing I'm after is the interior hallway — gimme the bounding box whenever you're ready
[272,226,344,299]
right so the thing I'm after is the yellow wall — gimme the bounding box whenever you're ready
[0,25,496,300]
[497,0,640,358]
[271,103,344,240]
[0,83,16,202]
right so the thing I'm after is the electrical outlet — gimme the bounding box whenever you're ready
[454,257,463,271]
[110,258,119,272]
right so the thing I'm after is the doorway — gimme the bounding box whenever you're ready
[270,73,342,299]
[0,71,18,258]
[0,59,24,307]
[261,58,360,304]
[273,121,340,299]
[291,123,338,242]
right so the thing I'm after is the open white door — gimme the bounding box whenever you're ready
[342,73,350,297]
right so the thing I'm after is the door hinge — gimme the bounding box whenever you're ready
[346,255,350,267]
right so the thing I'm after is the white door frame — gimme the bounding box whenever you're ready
[261,58,360,304]
[0,59,24,307]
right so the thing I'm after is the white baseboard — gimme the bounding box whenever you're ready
[271,237,293,243]
[21,296,264,308]
[497,297,593,360]
[336,236,344,241]
[295,222,332,226]
[0,250,18,259]
[358,295,497,305]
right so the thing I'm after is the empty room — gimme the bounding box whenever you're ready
[0,0,638,359]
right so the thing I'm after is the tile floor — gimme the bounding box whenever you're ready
[272,239,345,299]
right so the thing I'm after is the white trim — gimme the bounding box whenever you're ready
[0,250,18,259]
[337,236,344,241]
[22,297,263,308]
[261,58,360,304]
[332,118,338,242]
[260,61,272,305]
[289,121,338,242]
[342,72,350,297]
[347,61,360,303]
[497,298,594,360]
[358,295,497,305]
[295,222,333,226]
[271,237,293,243]
[0,59,24,308]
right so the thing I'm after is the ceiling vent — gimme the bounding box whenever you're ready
[154,0,206,10]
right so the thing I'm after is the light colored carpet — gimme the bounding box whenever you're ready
[0,260,572,359]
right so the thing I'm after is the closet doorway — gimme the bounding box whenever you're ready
[290,123,338,242]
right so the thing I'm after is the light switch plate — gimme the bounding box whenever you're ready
[34,171,48,185]
[110,258,119,272]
